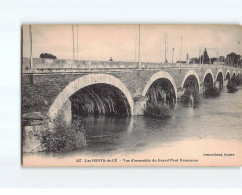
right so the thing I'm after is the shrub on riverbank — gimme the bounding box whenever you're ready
[144,102,172,118]
[231,76,242,86]
[180,89,200,105]
[227,80,238,93]
[236,76,242,85]
[205,86,220,97]
[40,116,87,153]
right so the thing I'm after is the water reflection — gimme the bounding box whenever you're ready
[81,116,132,153]
[74,87,242,156]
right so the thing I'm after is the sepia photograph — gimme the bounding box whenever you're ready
[21,24,242,167]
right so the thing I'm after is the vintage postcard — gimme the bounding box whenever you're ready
[21,24,241,166]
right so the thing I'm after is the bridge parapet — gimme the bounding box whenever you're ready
[22,58,241,74]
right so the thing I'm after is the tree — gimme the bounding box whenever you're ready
[219,56,225,62]
[190,57,199,64]
[210,57,217,64]
[226,52,241,67]
[40,53,57,59]
[201,48,210,64]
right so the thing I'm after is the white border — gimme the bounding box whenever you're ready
[0,0,242,189]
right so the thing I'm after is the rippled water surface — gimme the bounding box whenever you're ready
[69,86,242,156]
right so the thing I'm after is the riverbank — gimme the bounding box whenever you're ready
[22,114,87,153]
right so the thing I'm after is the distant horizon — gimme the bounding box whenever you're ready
[22,50,240,62]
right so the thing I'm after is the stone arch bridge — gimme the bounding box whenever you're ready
[22,59,241,124]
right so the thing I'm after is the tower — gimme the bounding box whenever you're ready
[186,53,189,64]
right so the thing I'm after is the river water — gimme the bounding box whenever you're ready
[69,86,242,156]
[23,86,242,166]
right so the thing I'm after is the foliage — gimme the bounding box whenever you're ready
[181,78,200,105]
[226,52,241,67]
[190,57,200,64]
[231,76,242,86]
[180,88,200,105]
[200,48,210,64]
[210,57,217,64]
[205,86,220,97]
[227,80,238,93]
[40,53,57,59]
[145,102,172,118]
[40,116,87,153]
[219,56,225,62]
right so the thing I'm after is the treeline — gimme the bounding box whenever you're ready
[189,49,241,68]
[40,53,57,59]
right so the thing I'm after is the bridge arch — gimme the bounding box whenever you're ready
[232,70,236,78]
[225,70,231,80]
[215,69,224,89]
[48,74,134,120]
[216,69,224,81]
[142,71,178,100]
[181,70,200,91]
[202,69,215,84]
[202,69,215,95]
[238,71,240,76]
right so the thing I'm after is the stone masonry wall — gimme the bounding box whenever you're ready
[22,66,240,117]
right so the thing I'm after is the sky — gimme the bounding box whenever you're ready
[22,24,242,62]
